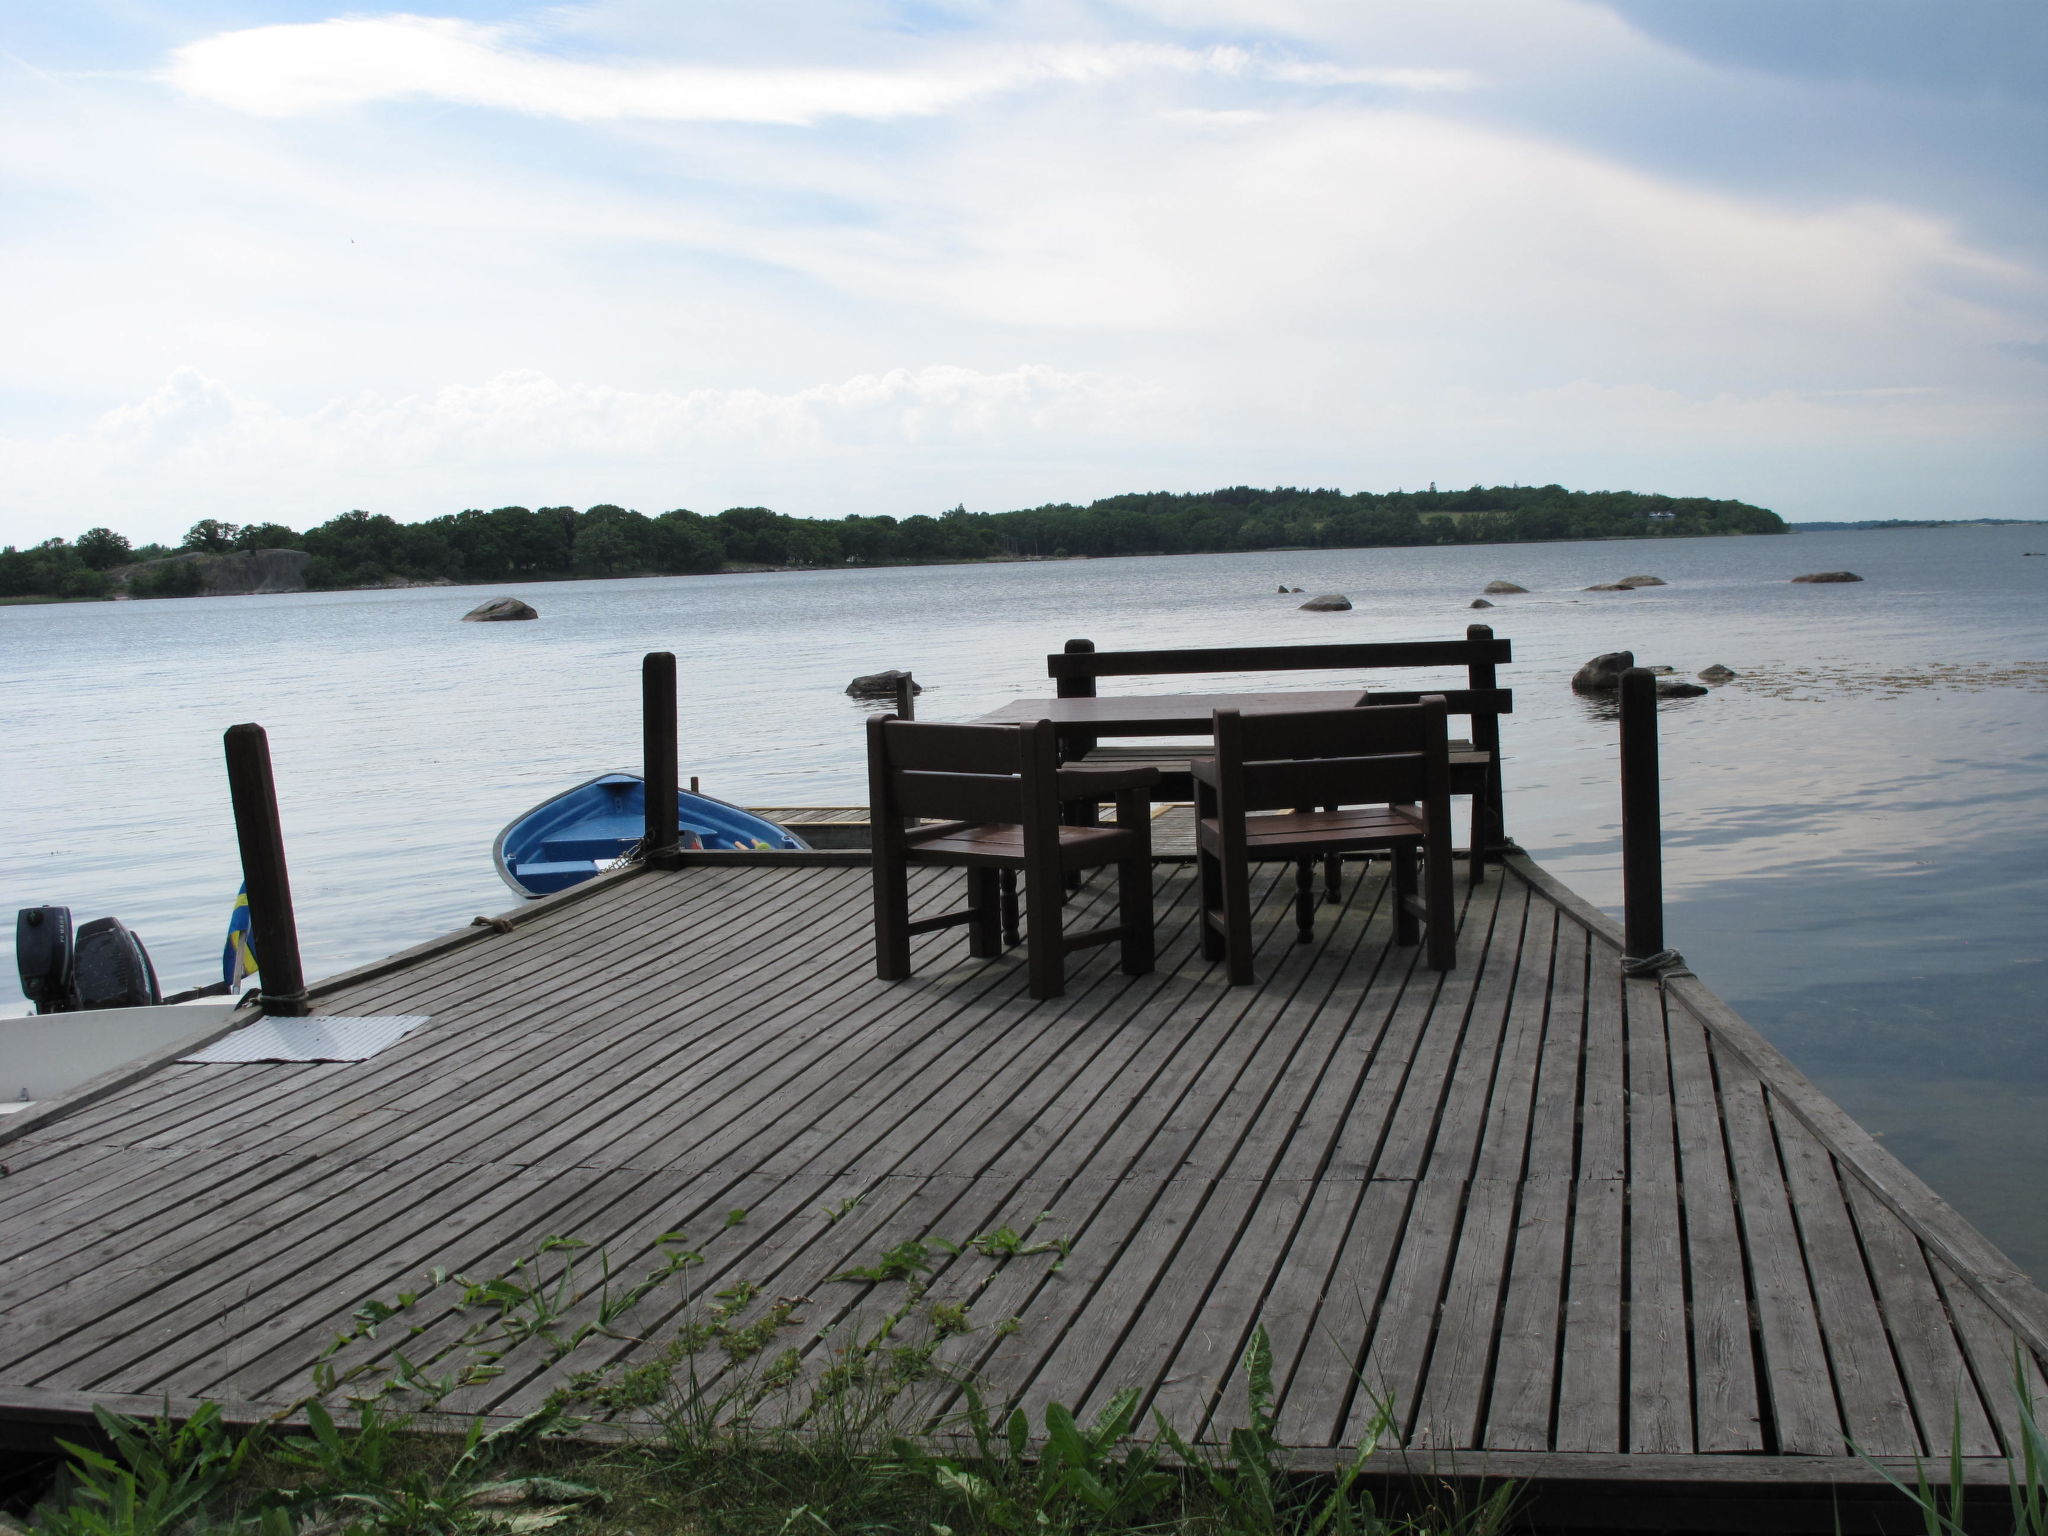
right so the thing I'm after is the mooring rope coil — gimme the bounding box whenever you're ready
[1620,947,1690,978]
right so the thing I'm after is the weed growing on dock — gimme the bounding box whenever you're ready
[1850,1353,2048,1535]
[31,1402,261,1536]
[264,1401,605,1535]
[27,1223,1522,1535]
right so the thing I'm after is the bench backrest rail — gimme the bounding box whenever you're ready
[1049,625,1510,850]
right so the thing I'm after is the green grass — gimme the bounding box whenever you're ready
[28,1377,1520,1536]
[25,1224,1525,1535]
[1849,1353,2048,1535]
[28,1221,2048,1534]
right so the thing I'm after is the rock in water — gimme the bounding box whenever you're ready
[1792,571,1863,583]
[1470,598,1493,609]
[846,668,922,698]
[1276,585,1289,593]
[1698,664,1738,683]
[1583,583,1633,592]
[1298,593,1352,611]
[463,598,538,622]
[1483,580,1527,594]
[1571,651,1635,692]
[1657,679,1709,698]
[1618,574,1667,588]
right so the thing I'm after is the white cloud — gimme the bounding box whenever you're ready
[748,101,2039,395]
[164,15,1470,124]
[6,355,2038,546]
[0,364,1158,538]
[1260,61,1472,89]
[0,0,2040,538]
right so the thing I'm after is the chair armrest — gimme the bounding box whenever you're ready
[1188,756,1220,788]
[1056,763,1160,797]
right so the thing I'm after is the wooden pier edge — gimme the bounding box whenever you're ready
[297,848,863,1006]
[297,862,652,1003]
[0,1381,2016,1493]
[1503,851,2048,1363]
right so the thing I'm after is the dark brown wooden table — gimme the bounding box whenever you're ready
[971,689,1370,738]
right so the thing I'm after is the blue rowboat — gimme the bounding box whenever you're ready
[493,773,810,897]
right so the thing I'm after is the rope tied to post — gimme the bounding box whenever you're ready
[1621,947,1691,979]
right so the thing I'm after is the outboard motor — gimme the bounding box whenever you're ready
[16,907,162,1013]
[74,918,163,1010]
[17,905,76,1013]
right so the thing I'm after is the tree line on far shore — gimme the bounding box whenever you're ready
[0,484,1786,600]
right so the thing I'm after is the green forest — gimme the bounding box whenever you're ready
[0,483,1784,600]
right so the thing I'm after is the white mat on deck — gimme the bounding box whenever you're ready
[180,1015,430,1063]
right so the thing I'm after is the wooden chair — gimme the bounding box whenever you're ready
[866,715,1158,1000]
[1192,698,1456,984]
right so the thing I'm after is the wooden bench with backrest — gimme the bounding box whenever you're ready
[1047,625,1511,880]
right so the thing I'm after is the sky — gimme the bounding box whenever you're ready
[1,0,2043,546]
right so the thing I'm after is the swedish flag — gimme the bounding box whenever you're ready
[223,883,257,992]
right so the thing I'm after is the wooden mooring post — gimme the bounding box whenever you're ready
[642,652,682,870]
[222,723,310,1016]
[1465,620,1505,867]
[1618,666,1663,962]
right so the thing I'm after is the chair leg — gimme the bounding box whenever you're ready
[1321,807,1343,904]
[967,867,1001,959]
[1000,870,1021,947]
[1117,855,1154,976]
[1198,846,1226,961]
[1425,841,1457,970]
[1294,858,1315,944]
[1023,864,1066,1000]
[871,853,912,980]
[1468,793,1488,887]
[1393,845,1421,947]
[1223,848,1255,986]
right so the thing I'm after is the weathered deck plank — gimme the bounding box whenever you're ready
[3,850,2044,1505]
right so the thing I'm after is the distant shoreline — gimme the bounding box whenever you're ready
[1787,517,2047,530]
[31,527,1802,603]
[2,482,1786,603]
[17,518,2048,608]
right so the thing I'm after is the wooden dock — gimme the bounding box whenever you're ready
[5,849,2047,1526]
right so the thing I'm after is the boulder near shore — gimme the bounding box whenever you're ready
[1571,652,1636,692]
[1470,598,1493,609]
[1574,651,1710,698]
[1699,664,1738,683]
[1298,593,1352,611]
[1792,571,1863,583]
[1483,580,1527,594]
[1586,574,1666,591]
[846,668,922,698]
[462,598,537,621]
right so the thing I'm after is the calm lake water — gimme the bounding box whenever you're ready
[5,526,2045,1272]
